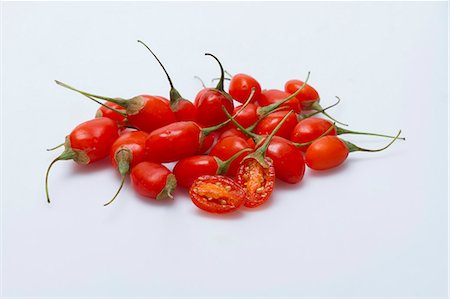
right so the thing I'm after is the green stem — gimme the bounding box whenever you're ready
[292,123,336,148]
[224,70,233,78]
[104,175,126,207]
[244,110,295,168]
[336,126,406,140]
[45,149,76,203]
[246,106,287,132]
[257,72,310,117]
[205,53,226,92]
[298,96,341,120]
[212,77,231,82]
[310,97,348,126]
[55,80,129,108]
[345,130,402,153]
[46,143,64,151]
[104,149,131,206]
[137,40,183,105]
[222,106,263,144]
[194,76,207,89]
[259,110,295,155]
[83,94,127,116]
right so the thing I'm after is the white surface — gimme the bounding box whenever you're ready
[1,2,448,298]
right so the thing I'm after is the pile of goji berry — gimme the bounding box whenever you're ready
[45,41,403,214]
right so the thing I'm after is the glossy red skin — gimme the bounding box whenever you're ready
[155,95,170,102]
[291,118,337,151]
[195,89,234,127]
[285,80,320,110]
[236,158,276,208]
[174,156,219,188]
[223,103,259,131]
[209,136,253,176]
[305,136,349,170]
[130,162,173,199]
[157,94,196,121]
[258,89,301,114]
[218,128,256,148]
[96,101,127,125]
[145,121,202,163]
[246,138,256,148]
[219,127,248,140]
[69,117,119,163]
[229,73,262,103]
[255,110,298,139]
[173,99,197,121]
[189,175,246,214]
[194,88,209,106]
[127,95,176,133]
[109,131,148,168]
[266,136,305,184]
[197,131,218,154]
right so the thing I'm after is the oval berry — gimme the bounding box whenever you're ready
[131,162,176,200]
[229,73,262,103]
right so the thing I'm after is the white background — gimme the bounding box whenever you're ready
[1,1,448,298]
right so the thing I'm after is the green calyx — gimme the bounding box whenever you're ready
[169,88,183,108]
[116,149,131,176]
[214,148,252,174]
[300,99,317,111]
[244,149,272,169]
[344,130,403,153]
[126,96,145,115]
[156,174,177,200]
[243,110,295,168]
